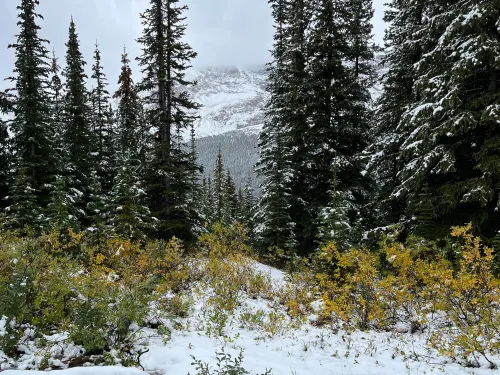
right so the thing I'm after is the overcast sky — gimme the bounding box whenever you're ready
[0,0,386,91]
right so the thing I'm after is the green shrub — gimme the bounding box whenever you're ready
[188,348,272,375]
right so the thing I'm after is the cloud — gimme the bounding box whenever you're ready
[0,0,387,92]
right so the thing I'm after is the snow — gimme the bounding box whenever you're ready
[187,66,268,138]
[2,260,498,375]
[2,368,146,375]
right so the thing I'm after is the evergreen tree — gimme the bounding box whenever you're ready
[110,153,157,241]
[6,0,55,230]
[47,174,80,231]
[86,168,110,242]
[341,0,376,231]
[387,0,500,240]
[198,176,211,226]
[0,92,11,213]
[242,177,257,242]
[47,50,80,229]
[317,158,354,251]
[213,148,225,223]
[90,42,115,193]
[257,0,297,253]
[366,0,431,234]
[257,130,297,252]
[114,48,141,156]
[294,0,366,253]
[111,48,156,240]
[136,0,201,239]
[223,170,238,224]
[63,18,92,223]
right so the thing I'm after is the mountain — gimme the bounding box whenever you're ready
[187,65,268,138]
[186,65,268,191]
[189,61,386,192]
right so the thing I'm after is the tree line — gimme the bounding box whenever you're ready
[256,0,500,259]
[2,0,500,262]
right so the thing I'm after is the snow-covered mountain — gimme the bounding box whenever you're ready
[188,62,387,190]
[187,65,268,138]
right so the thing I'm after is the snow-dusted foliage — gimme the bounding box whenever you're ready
[136,0,201,240]
[375,0,500,239]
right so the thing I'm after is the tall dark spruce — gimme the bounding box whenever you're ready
[6,0,55,230]
[387,0,500,241]
[63,18,92,224]
[314,0,375,249]
[0,92,12,213]
[136,0,201,240]
[90,43,116,194]
[110,49,156,241]
[46,50,79,230]
[366,0,431,237]
[257,0,297,253]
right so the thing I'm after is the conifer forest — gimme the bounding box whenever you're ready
[1,0,500,373]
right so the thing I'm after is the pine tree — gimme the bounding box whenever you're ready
[387,0,500,240]
[242,177,257,242]
[341,0,376,231]
[206,176,215,226]
[0,92,11,213]
[257,0,297,253]
[257,130,297,252]
[111,48,156,240]
[110,153,156,241]
[223,170,238,224]
[46,50,80,229]
[86,168,110,243]
[317,159,354,251]
[136,0,201,239]
[213,148,226,223]
[90,42,115,193]
[366,0,432,233]
[63,18,92,223]
[47,174,80,231]
[6,0,55,230]
[198,176,211,226]
[114,48,141,155]
[296,0,364,253]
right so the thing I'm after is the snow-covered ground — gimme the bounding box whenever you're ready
[2,260,497,375]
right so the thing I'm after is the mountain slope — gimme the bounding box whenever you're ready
[187,65,268,138]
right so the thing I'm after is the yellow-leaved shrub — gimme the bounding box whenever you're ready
[315,243,383,330]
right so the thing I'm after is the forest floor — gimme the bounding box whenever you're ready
[1,261,498,375]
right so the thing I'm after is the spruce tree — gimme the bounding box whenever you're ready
[206,176,215,226]
[317,160,354,251]
[223,170,239,224]
[47,174,80,231]
[47,50,80,230]
[86,168,110,245]
[256,130,297,252]
[136,0,201,239]
[90,42,115,193]
[242,177,257,242]
[110,153,156,241]
[257,0,297,253]
[63,18,92,223]
[366,0,431,233]
[387,0,500,240]
[213,148,226,223]
[341,0,376,231]
[296,0,366,252]
[114,49,141,154]
[0,92,11,213]
[198,176,211,226]
[6,0,55,230]
[111,48,156,240]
